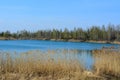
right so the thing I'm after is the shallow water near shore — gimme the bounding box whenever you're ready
[0,40,119,70]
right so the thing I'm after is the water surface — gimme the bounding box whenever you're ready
[0,40,119,51]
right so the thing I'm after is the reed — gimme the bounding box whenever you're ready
[1,49,119,80]
[0,50,86,80]
[93,49,120,79]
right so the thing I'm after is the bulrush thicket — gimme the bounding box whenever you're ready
[93,49,120,79]
[0,49,120,80]
[0,50,85,80]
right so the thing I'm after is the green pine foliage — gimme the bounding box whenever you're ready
[0,24,120,41]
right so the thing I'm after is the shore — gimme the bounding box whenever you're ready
[0,37,120,44]
[0,37,16,40]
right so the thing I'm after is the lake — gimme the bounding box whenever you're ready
[0,40,119,51]
[0,40,119,70]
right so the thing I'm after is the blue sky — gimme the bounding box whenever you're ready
[0,0,120,32]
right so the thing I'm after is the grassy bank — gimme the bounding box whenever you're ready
[0,50,120,80]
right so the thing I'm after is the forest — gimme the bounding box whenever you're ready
[0,24,120,42]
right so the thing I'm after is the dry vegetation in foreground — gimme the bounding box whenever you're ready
[93,49,120,80]
[0,50,89,80]
[0,49,120,80]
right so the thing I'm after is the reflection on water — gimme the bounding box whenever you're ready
[77,50,94,70]
[53,49,94,70]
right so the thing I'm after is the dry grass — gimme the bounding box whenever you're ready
[93,49,120,79]
[0,50,87,80]
[0,49,120,80]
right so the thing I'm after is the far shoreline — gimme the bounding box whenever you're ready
[0,37,120,45]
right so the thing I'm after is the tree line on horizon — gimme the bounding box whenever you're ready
[0,24,120,41]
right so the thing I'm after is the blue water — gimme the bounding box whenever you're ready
[0,40,119,70]
[0,40,119,51]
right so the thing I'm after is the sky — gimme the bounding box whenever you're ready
[0,0,120,32]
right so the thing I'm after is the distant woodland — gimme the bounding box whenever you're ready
[0,24,120,42]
